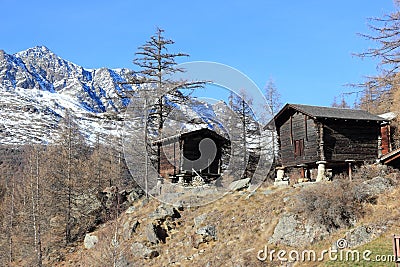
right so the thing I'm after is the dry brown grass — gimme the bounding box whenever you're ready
[292,180,365,231]
[55,184,292,266]
[57,172,400,267]
[294,183,400,267]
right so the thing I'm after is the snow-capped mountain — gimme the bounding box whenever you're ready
[0,46,137,145]
[0,46,230,145]
[1,46,131,112]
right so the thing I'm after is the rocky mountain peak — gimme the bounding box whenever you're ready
[0,46,135,144]
[17,45,52,56]
[0,46,225,146]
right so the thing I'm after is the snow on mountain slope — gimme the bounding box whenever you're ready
[0,46,136,145]
[0,84,124,145]
[0,46,230,146]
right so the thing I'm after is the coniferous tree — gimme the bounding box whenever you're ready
[353,3,400,148]
[46,111,90,244]
[331,95,350,109]
[228,90,261,178]
[264,79,283,119]
[263,79,283,164]
[118,28,205,197]
[355,2,400,115]
[126,28,204,173]
[357,3,400,92]
[0,146,48,266]
[27,145,43,267]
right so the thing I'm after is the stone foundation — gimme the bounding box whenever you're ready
[316,161,327,182]
[274,167,289,186]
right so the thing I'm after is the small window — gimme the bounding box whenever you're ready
[294,139,304,157]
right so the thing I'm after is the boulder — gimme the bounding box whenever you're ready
[191,225,217,248]
[149,204,180,220]
[100,186,121,210]
[125,206,136,214]
[196,225,217,242]
[131,242,159,259]
[84,233,98,249]
[145,223,159,244]
[344,224,387,248]
[114,255,133,267]
[73,190,102,216]
[122,219,140,241]
[269,213,329,248]
[126,188,144,203]
[228,178,251,191]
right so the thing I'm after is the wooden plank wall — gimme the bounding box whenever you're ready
[278,112,319,166]
[159,141,181,179]
[158,133,225,179]
[323,120,380,161]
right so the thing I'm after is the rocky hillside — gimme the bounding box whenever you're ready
[52,165,400,267]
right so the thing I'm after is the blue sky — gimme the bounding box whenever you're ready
[0,0,396,107]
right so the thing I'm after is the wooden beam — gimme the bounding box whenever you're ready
[345,159,355,181]
[304,115,308,141]
[290,115,293,145]
[384,153,400,164]
[319,123,325,161]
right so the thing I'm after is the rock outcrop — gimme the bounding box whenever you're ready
[84,233,98,249]
[268,213,329,248]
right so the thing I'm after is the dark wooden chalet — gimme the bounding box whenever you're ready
[270,104,386,178]
[153,128,229,182]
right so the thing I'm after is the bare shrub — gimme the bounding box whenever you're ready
[293,181,364,232]
[352,164,393,181]
[352,176,396,204]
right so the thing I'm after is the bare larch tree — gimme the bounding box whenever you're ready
[125,28,204,178]
[355,2,400,114]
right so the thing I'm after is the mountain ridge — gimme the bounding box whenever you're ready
[0,46,137,145]
[0,46,230,145]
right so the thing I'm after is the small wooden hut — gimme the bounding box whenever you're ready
[154,128,229,182]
